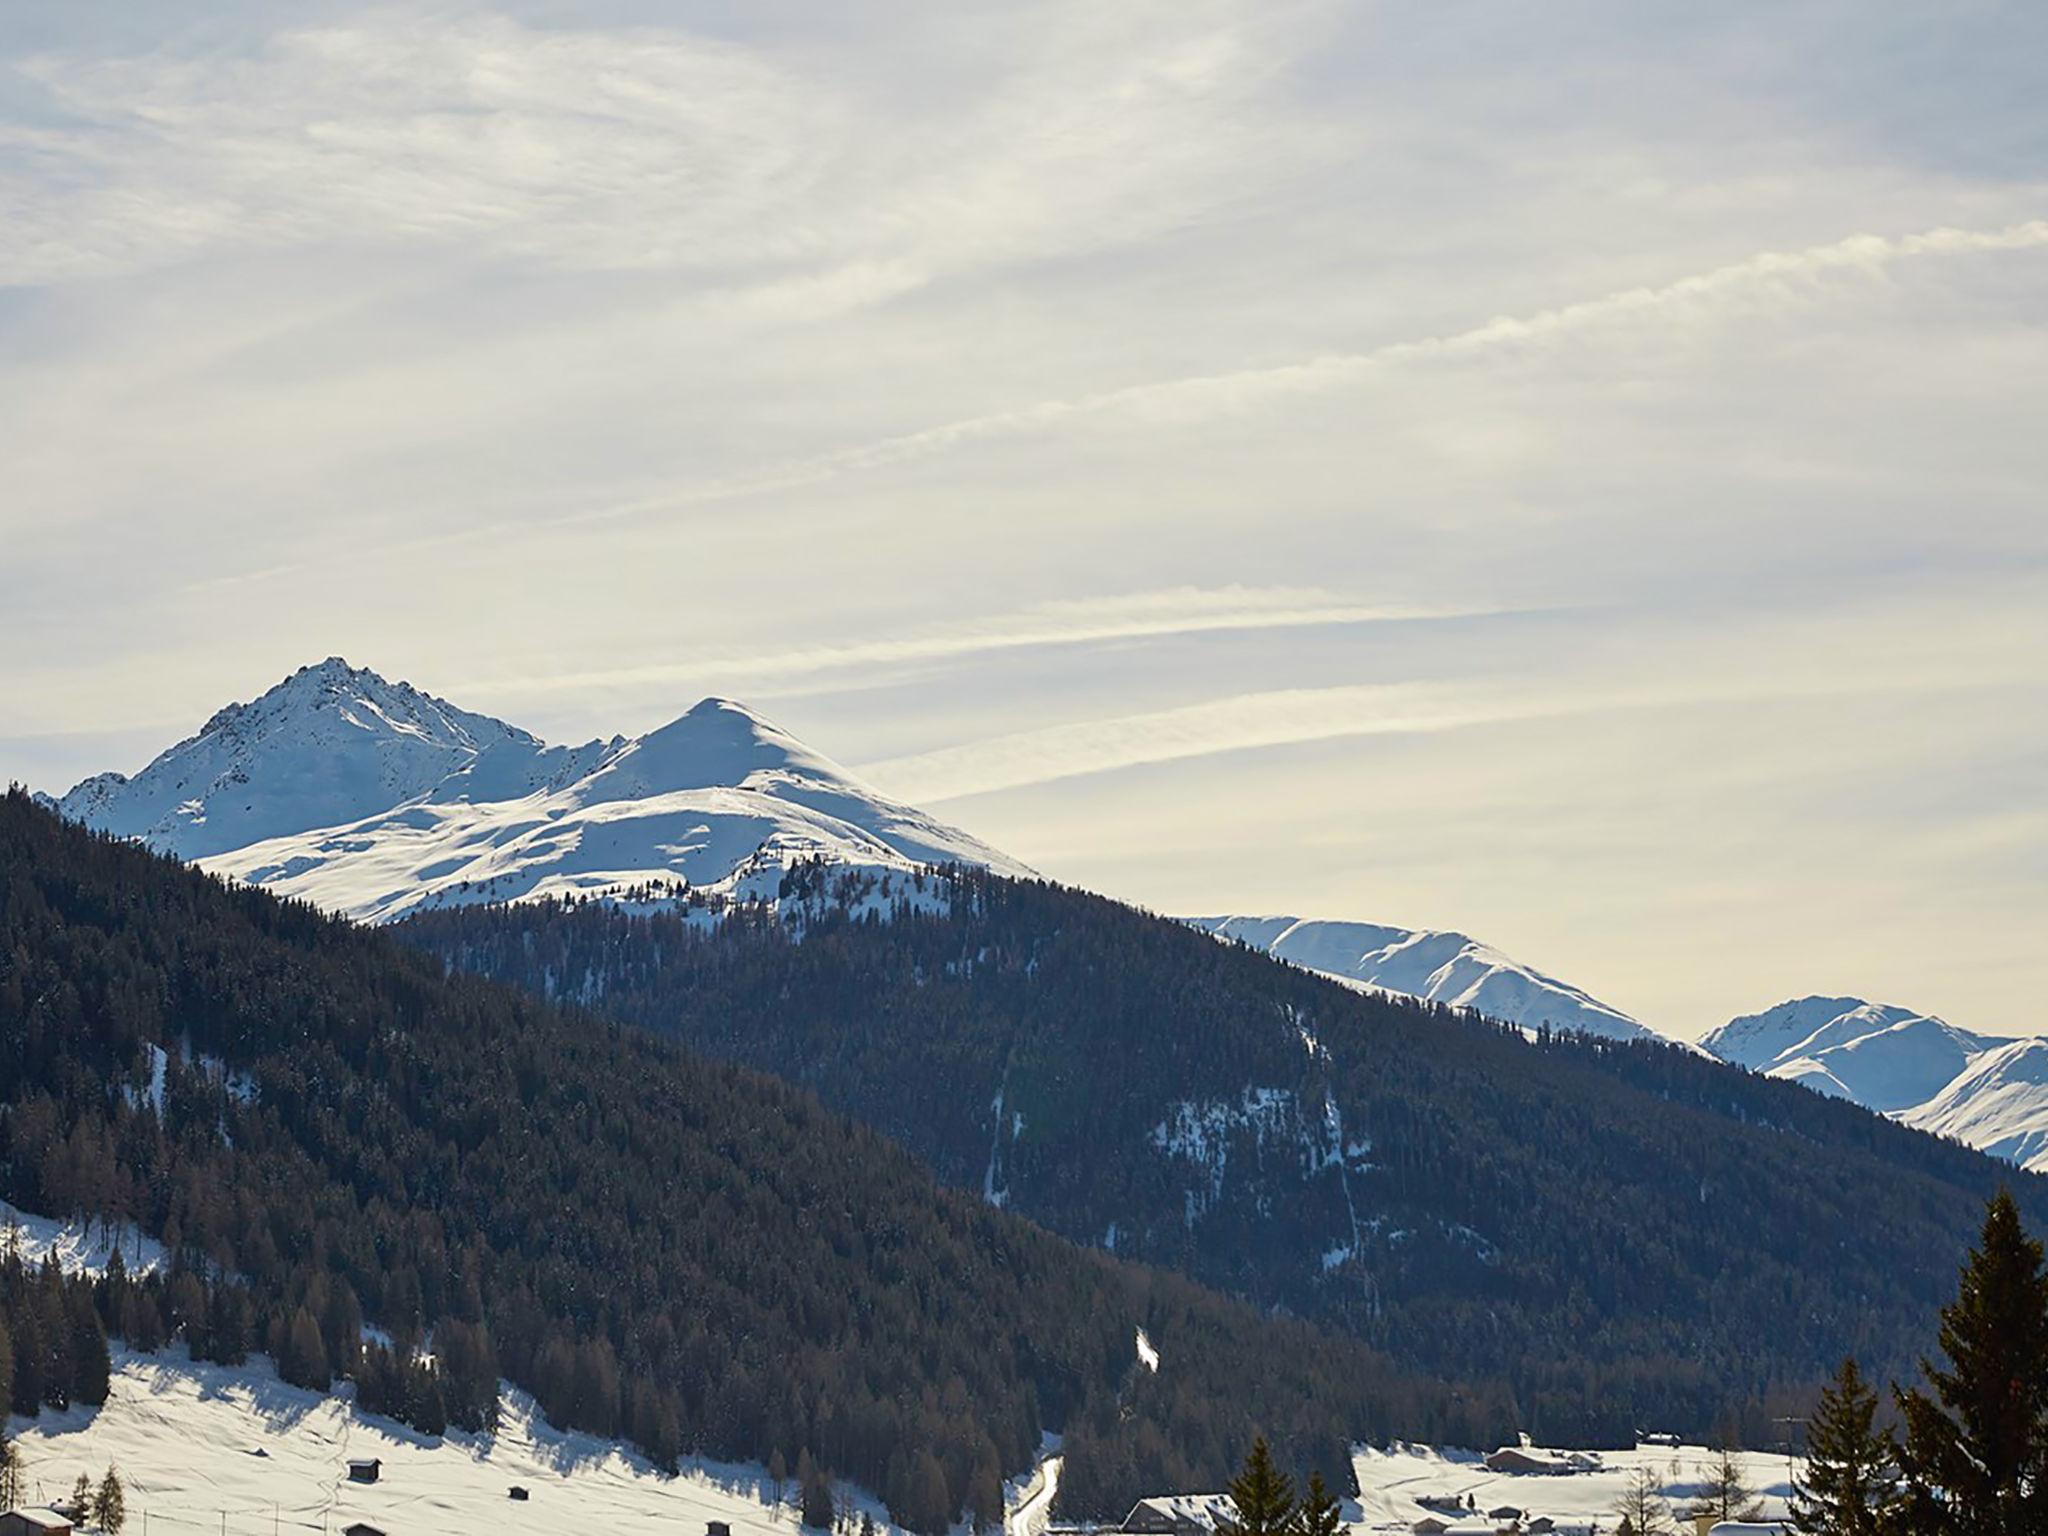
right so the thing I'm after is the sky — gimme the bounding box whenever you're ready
[2,0,2045,1039]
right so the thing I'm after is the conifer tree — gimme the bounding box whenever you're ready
[1292,1469,1342,1536]
[1894,1190,2048,1535]
[1222,1438,1296,1536]
[71,1471,92,1516]
[93,1466,125,1535]
[1791,1357,1895,1536]
[0,1433,23,1511]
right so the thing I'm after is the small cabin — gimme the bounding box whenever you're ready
[1,1511,77,1536]
[347,1459,382,1485]
[707,1523,732,1536]
[509,1487,530,1502]
[1487,1510,1524,1524]
[344,1525,387,1536]
[1410,1519,1451,1536]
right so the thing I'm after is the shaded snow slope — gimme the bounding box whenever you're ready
[1702,995,2045,1172]
[1188,915,1653,1042]
[46,661,1030,923]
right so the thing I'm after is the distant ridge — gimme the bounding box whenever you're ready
[1701,995,2048,1172]
[1187,914,1654,1042]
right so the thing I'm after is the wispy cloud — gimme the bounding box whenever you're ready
[451,586,1512,699]
[562,219,2048,523]
[856,657,2014,804]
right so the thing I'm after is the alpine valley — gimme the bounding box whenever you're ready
[27,659,2048,1482]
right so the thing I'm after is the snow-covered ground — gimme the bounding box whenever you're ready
[7,1349,895,1536]
[1350,1441,1801,1533]
[2,1206,1055,1536]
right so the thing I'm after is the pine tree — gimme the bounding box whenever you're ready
[1223,1438,1296,1536]
[1894,1190,2048,1535]
[0,1433,23,1511]
[71,1471,92,1518]
[1292,1469,1342,1536]
[93,1466,125,1535]
[1791,1357,1895,1536]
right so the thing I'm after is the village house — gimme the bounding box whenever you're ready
[1120,1494,1237,1536]
[0,1511,75,1536]
[346,1458,382,1485]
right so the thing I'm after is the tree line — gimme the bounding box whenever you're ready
[402,860,2048,1446]
[0,788,1501,1530]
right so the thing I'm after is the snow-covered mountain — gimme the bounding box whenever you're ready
[1700,996,2048,1172]
[45,658,1031,922]
[1186,914,1655,1042]
[1899,1038,2048,1173]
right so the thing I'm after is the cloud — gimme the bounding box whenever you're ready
[557,218,2048,524]
[449,586,1514,699]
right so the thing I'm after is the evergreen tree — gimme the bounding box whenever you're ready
[0,1433,23,1511]
[93,1466,125,1535]
[1894,1190,2048,1535]
[1292,1470,1342,1536]
[801,1455,838,1531]
[1222,1438,1296,1536]
[1791,1357,1895,1536]
[71,1471,92,1516]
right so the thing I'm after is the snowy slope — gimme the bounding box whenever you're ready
[1188,915,1653,1042]
[46,661,1031,923]
[1349,1441,1798,1533]
[1700,996,2048,1170]
[1899,1037,2048,1174]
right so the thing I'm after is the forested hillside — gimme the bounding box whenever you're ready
[404,862,2048,1447]
[0,791,1508,1526]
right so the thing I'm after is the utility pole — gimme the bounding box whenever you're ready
[1772,1415,1808,1510]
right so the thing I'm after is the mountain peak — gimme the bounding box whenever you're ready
[48,662,1031,921]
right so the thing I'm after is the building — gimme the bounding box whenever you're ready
[347,1459,382,1485]
[707,1522,733,1536]
[1120,1495,1237,1536]
[1484,1448,1566,1475]
[509,1488,530,1502]
[1,1510,76,1536]
[1409,1519,1451,1536]
[343,1525,387,1536]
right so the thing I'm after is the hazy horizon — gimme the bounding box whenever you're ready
[5,2,2044,1040]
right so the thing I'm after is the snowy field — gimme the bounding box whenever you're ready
[1350,1442,1801,1532]
[7,1348,923,1536]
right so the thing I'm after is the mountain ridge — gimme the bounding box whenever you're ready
[45,659,1031,922]
[1700,994,2047,1172]
[1186,914,1652,1043]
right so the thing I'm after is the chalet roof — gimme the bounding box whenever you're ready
[4,1512,76,1533]
[1129,1494,1236,1527]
